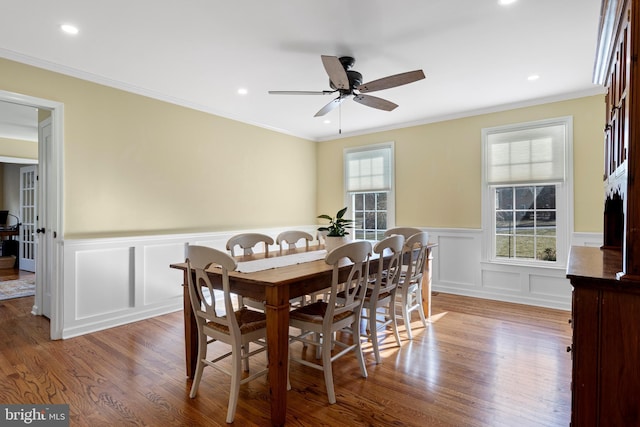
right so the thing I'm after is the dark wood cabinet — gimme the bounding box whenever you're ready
[567,0,640,425]
[597,0,633,258]
[567,247,640,426]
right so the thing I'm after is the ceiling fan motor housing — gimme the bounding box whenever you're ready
[338,56,355,69]
[329,56,361,93]
[329,70,363,93]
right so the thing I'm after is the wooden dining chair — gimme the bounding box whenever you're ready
[275,230,319,309]
[226,233,275,309]
[185,245,268,424]
[276,230,313,253]
[316,229,328,247]
[361,234,404,363]
[383,226,423,283]
[226,232,274,257]
[383,226,423,240]
[395,231,430,339]
[278,229,332,308]
[288,240,372,404]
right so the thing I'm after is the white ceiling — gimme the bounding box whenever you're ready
[0,0,604,141]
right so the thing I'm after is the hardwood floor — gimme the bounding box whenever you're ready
[0,266,35,282]
[0,292,572,426]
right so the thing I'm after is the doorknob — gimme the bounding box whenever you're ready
[36,228,45,234]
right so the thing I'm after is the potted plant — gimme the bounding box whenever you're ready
[317,207,354,252]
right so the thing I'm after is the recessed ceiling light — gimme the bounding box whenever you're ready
[237,88,248,95]
[323,120,331,124]
[528,74,540,81]
[498,0,517,5]
[60,24,79,35]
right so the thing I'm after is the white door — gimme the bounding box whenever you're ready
[37,116,52,319]
[19,165,37,272]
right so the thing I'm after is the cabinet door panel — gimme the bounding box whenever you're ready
[599,291,640,425]
[572,287,599,426]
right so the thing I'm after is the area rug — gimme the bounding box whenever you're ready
[0,277,36,301]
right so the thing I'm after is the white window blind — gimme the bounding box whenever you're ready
[486,123,566,185]
[345,147,392,192]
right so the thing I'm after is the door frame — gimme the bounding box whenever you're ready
[0,90,64,340]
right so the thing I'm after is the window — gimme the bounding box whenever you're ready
[482,118,572,266]
[344,143,395,240]
[495,185,557,260]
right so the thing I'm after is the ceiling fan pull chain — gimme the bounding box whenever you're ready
[339,100,342,134]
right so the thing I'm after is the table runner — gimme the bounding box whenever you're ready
[236,249,328,273]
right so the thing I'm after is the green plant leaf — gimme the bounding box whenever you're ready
[317,207,353,236]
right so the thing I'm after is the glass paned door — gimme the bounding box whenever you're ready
[19,165,37,272]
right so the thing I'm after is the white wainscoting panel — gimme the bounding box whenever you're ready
[75,247,133,319]
[194,236,230,252]
[59,226,601,338]
[427,228,602,311]
[435,233,480,288]
[482,269,522,292]
[61,225,317,338]
[530,273,572,298]
[143,243,186,305]
[571,232,603,247]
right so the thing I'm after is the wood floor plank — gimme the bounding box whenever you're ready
[0,292,572,426]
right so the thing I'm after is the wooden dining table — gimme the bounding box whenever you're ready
[170,242,435,426]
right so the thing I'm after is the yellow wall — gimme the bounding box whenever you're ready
[0,137,38,159]
[317,95,605,233]
[1,57,605,238]
[2,164,21,218]
[0,58,317,238]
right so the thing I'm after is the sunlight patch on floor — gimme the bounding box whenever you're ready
[428,311,448,323]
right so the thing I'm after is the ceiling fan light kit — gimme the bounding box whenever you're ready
[269,55,425,118]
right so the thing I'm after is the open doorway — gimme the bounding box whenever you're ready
[0,90,63,340]
[0,102,38,307]
[0,179,35,300]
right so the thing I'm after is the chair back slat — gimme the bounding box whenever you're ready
[384,227,422,240]
[316,229,329,246]
[371,234,405,300]
[186,245,239,332]
[226,233,274,257]
[276,230,313,253]
[324,241,371,325]
[402,231,430,285]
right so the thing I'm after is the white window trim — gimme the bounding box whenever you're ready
[343,141,396,231]
[481,117,574,268]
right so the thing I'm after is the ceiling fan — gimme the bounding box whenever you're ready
[269,55,426,117]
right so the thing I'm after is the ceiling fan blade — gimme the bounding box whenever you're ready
[353,94,398,111]
[357,70,425,93]
[321,55,350,90]
[314,96,346,117]
[268,90,335,95]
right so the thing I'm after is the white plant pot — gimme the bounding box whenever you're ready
[324,235,350,253]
